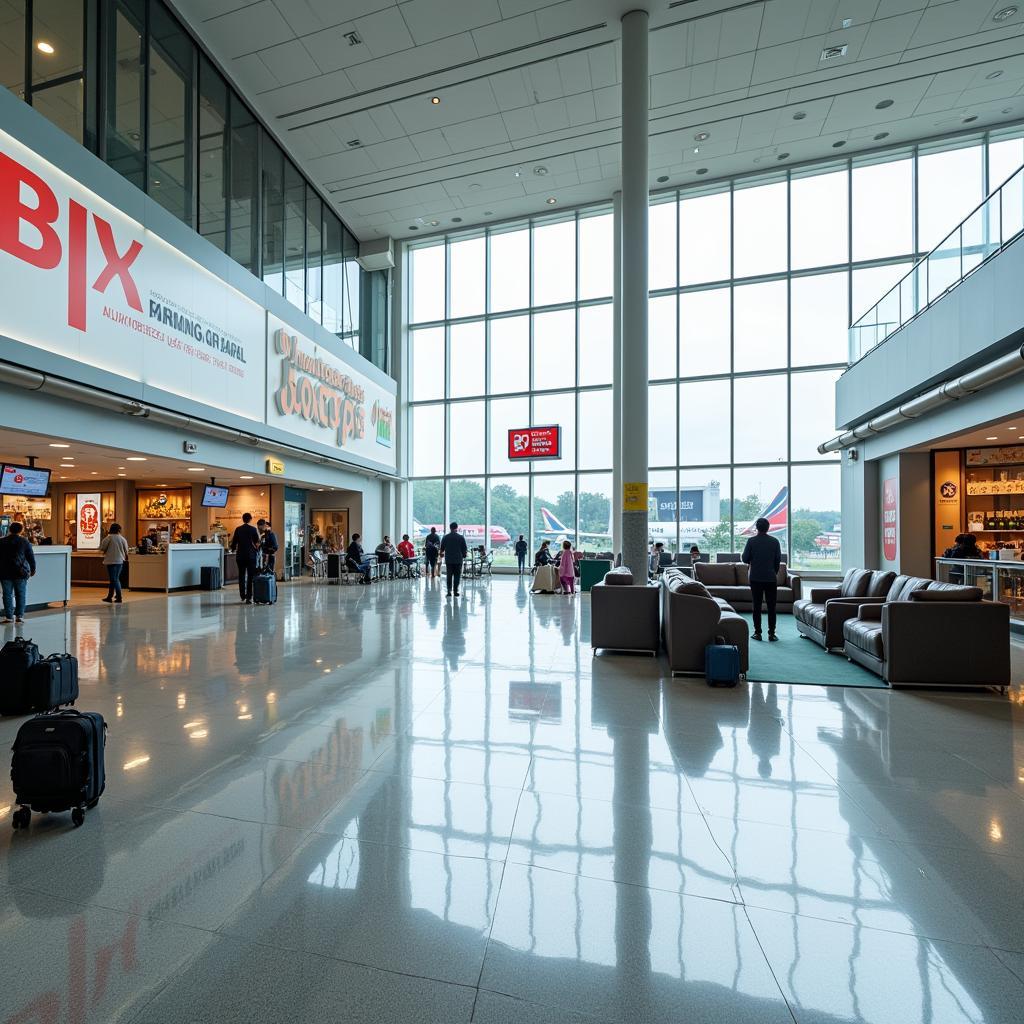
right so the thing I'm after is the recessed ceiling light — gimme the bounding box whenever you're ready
[963,115,979,123]
[874,132,890,140]
[49,443,70,448]
[126,457,147,461]
[792,111,807,120]
[546,197,557,204]
[430,96,440,105]
[777,152,790,161]
[118,473,126,477]
[36,40,54,54]
[187,467,206,472]
[875,99,894,110]
[832,140,847,148]
[987,70,1004,79]
[240,475,254,479]
[428,219,439,227]
[90,471,98,475]
[118,466,126,470]
[451,216,462,222]
[483,210,493,216]
[533,165,548,176]
[696,167,708,175]
[513,168,522,178]
[408,225,419,230]
[993,7,1018,22]
[986,436,1000,440]
[657,174,669,182]
[694,131,710,142]
[59,475,66,479]
[1007,426,1018,430]
[152,179,161,186]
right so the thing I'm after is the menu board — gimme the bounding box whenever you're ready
[966,446,1024,466]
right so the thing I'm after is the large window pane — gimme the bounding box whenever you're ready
[490,478,529,565]
[680,469,730,557]
[990,136,1024,190]
[918,143,983,252]
[733,466,787,555]
[410,328,444,402]
[680,380,730,465]
[32,0,82,87]
[533,219,575,307]
[449,479,485,534]
[733,375,786,463]
[791,272,849,367]
[412,480,444,535]
[283,160,305,308]
[305,187,322,322]
[852,157,913,261]
[342,228,360,350]
[579,212,613,300]
[648,383,676,468]
[449,402,486,476]
[649,295,677,380]
[198,57,228,253]
[532,309,575,390]
[322,213,344,334]
[31,76,83,144]
[412,405,444,477]
[533,474,575,545]
[649,198,677,291]
[578,304,613,386]
[229,94,258,273]
[449,322,485,399]
[489,316,529,394]
[533,392,575,471]
[734,280,787,372]
[851,262,912,323]
[490,397,530,474]
[261,136,284,294]
[648,469,678,553]
[104,0,145,191]
[489,227,529,312]
[790,465,841,571]
[449,235,485,319]
[680,190,730,285]
[410,244,445,323]
[679,288,730,377]
[578,473,612,553]
[578,390,612,470]
[791,168,848,270]
[791,369,841,461]
[734,180,786,278]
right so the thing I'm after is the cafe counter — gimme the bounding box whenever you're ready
[935,556,1024,625]
[130,543,225,592]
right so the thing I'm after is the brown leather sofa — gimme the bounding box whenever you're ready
[692,560,802,611]
[590,569,661,656]
[794,568,895,651]
[842,580,1010,688]
[660,568,749,677]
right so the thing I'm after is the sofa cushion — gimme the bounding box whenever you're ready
[604,568,633,586]
[667,576,713,600]
[706,585,752,602]
[843,618,884,658]
[839,568,872,598]
[865,570,897,597]
[695,562,736,586]
[735,563,749,585]
[775,562,789,586]
[892,576,932,601]
[909,584,983,602]
[802,605,827,632]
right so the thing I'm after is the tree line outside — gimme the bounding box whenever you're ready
[411,478,840,569]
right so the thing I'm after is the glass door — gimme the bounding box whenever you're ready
[284,501,304,579]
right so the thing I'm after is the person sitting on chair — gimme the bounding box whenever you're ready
[375,536,398,578]
[534,540,554,567]
[346,534,373,583]
[397,534,418,575]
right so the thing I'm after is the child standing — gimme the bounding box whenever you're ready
[558,540,576,595]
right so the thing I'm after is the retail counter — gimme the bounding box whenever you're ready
[25,545,72,609]
[130,543,224,592]
[935,556,1024,624]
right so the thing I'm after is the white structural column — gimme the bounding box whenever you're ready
[620,9,650,582]
[612,189,623,562]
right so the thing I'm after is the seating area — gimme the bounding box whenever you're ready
[691,560,802,612]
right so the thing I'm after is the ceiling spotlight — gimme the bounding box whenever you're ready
[118,473,126,477]
[694,131,710,142]
[696,167,708,175]
[408,225,419,230]
[875,99,894,109]
[963,115,979,124]
[1008,426,1018,430]
[777,152,791,161]
[126,457,147,461]
[874,132,890,140]
[240,475,254,479]
[49,443,70,448]
[430,96,440,105]
[792,111,807,120]
[993,7,1018,22]
[533,165,548,176]
[186,467,206,472]
[36,40,54,54]
[484,210,493,216]
[987,436,999,440]
[513,168,523,178]
[546,197,557,204]
[429,219,439,226]
[657,175,669,182]
[832,140,847,148]
[451,216,462,223]
[987,70,1005,79]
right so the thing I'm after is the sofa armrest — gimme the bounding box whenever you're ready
[856,603,883,621]
[822,599,872,647]
[883,601,1010,686]
[809,586,841,603]
[786,573,802,601]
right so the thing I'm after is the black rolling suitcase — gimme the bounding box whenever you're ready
[201,564,222,590]
[26,653,79,711]
[327,553,342,583]
[0,637,41,716]
[253,570,277,605]
[10,709,106,828]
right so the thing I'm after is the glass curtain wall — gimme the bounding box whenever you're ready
[406,132,1024,572]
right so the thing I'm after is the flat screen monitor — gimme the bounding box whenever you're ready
[1,464,51,497]
[201,485,230,508]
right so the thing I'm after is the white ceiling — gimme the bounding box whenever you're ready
[916,414,1024,452]
[168,0,1024,240]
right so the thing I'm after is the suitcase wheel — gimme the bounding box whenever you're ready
[12,807,30,829]
[71,807,85,828]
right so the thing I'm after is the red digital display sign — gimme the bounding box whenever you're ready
[508,426,562,461]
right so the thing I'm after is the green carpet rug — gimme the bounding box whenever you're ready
[741,613,888,689]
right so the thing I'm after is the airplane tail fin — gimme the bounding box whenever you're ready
[540,507,571,534]
[740,486,789,537]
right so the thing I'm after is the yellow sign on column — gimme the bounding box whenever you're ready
[623,482,648,512]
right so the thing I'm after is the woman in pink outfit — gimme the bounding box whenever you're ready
[558,540,576,595]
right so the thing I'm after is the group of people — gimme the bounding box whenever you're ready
[345,533,419,583]
[532,538,582,594]
[228,515,279,603]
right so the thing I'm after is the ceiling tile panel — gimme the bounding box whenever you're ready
[259,39,318,87]
[587,44,617,89]
[442,113,511,152]
[592,84,619,120]
[714,52,755,93]
[757,0,813,48]
[720,4,765,57]
[256,68,355,118]
[501,106,541,140]
[650,22,692,75]
[533,97,570,133]
[908,1,994,47]
[524,60,564,102]
[399,0,502,45]
[489,69,534,111]
[345,32,478,91]
[301,25,368,74]
[472,12,542,56]
[565,91,597,126]
[305,0,398,23]
[409,128,454,160]
[368,105,408,141]
[353,6,416,57]
[390,80,500,133]
[860,12,919,59]
[307,148,379,183]
[271,0,330,37]
[556,50,592,95]
[230,52,283,94]
[364,137,422,171]
[200,1,294,59]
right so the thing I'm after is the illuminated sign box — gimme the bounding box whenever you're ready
[508,426,561,461]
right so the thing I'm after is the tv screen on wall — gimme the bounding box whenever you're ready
[1,464,51,497]
[201,485,230,508]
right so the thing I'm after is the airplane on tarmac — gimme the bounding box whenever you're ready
[413,522,512,547]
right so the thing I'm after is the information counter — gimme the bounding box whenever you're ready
[130,543,224,593]
[935,556,1024,625]
[26,545,72,609]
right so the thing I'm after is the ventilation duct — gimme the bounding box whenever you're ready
[818,343,1024,453]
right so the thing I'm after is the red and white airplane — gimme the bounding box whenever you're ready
[414,522,512,547]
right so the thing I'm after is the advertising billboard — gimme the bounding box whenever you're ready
[883,477,898,562]
[77,493,102,550]
[508,426,561,461]
[649,488,705,522]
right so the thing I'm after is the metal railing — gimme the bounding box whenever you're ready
[849,163,1024,361]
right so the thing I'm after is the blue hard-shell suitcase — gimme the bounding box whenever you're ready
[704,638,740,688]
[253,571,277,605]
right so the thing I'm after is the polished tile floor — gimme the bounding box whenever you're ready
[1,576,1024,1023]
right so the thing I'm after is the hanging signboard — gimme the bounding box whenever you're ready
[508,426,561,461]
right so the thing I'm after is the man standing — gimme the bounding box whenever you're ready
[257,519,279,576]
[742,517,782,642]
[439,522,468,598]
[0,521,36,624]
[514,534,528,575]
[230,512,262,603]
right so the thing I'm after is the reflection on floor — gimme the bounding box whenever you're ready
[1,576,1023,1023]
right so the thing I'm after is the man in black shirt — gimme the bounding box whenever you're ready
[230,513,262,603]
[257,519,279,575]
[439,522,468,598]
[742,517,782,642]
[514,535,528,575]
[346,533,373,583]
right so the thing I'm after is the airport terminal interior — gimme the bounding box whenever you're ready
[1,1,1024,1021]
